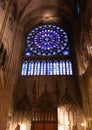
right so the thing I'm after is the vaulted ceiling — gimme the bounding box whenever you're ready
[15,0,74,37]
[14,0,91,36]
[15,0,88,15]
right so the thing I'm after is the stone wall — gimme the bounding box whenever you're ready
[0,0,19,130]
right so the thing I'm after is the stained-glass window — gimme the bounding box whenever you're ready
[47,61,53,75]
[28,61,34,75]
[21,60,73,76]
[40,61,46,75]
[21,61,28,75]
[21,24,73,76]
[66,61,70,75]
[34,61,38,75]
[25,24,69,56]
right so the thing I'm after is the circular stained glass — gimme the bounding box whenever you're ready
[25,24,69,56]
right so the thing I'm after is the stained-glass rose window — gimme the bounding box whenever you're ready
[21,24,73,76]
[25,24,69,56]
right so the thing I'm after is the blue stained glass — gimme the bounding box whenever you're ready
[34,62,38,75]
[47,62,50,75]
[47,61,53,75]
[25,24,69,56]
[21,60,73,76]
[53,61,57,75]
[27,36,31,40]
[62,50,70,55]
[49,62,53,75]
[66,61,70,75]
[37,61,40,75]
[25,52,31,56]
[28,62,31,75]
[28,61,34,75]
[56,61,59,75]
[21,61,28,75]
[34,61,40,75]
[41,61,46,75]
[60,61,63,75]
[21,24,73,76]
[44,62,46,75]
[62,61,66,75]
[69,61,73,75]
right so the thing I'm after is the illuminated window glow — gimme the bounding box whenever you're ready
[58,106,73,130]
[21,24,73,76]
[21,61,28,75]
[21,60,73,76]
[25,25,69,56]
